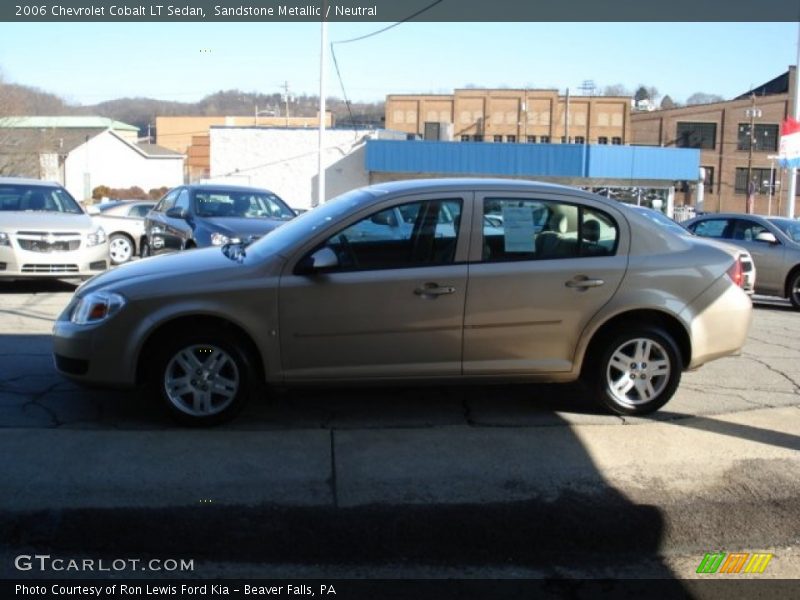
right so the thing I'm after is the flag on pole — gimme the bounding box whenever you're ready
[778,117,800,168]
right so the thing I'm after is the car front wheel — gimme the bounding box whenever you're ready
[108,233,134,265]
[150,329,254,425]
[588,327,681,416]
[140,239,151,257]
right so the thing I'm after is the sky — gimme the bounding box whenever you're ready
[0,22,797,106]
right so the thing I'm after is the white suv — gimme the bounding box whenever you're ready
[0,178,109,280]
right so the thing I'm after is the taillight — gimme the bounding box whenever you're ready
[727,257,744,288]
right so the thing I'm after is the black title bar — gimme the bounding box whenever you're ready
[3,0,800,22]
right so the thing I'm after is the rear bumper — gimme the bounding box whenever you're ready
[682,279,752,370]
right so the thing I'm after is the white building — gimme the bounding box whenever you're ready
[0,116,184,201]
[209,127,404,209]
[62,130,184,201]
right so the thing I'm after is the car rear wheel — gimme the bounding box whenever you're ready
[109,233,134,265]
[788,271,800,310]
[588,327,681,415]
[150,329,254,425]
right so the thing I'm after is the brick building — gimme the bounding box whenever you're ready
[630,67,797,215]
[385,89,630,145]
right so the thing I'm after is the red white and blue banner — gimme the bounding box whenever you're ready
[778,117,800,169]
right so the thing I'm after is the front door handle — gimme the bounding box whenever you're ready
[565,276,605,289]
[414,282,456,298]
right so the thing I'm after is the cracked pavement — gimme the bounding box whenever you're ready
[1,281,799,579]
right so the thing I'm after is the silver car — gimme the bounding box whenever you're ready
[87,200,156,265]
[628,205,756,295]
[52,179,752,425]
[684,213,800,308]
[0,177,109,280]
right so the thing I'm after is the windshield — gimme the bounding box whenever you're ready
[0,184,83,214]
[245,188,378,260]
[770,218,800,243]
[194,189,295,219]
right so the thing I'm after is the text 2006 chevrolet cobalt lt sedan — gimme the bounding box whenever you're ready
[53,179,752,425]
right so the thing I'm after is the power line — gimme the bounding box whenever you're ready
[328,0,445,132]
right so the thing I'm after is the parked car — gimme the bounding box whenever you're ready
[87,200,155,265]
[684,213,800,308]
[626,205,756,295]
[53,178,752,425]
[0,177,108,280]
[141,184,295,257]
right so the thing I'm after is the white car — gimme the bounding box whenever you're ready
[0,177,109,280]
[87,200,155,264]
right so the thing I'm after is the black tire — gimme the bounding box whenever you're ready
[140,239,151,258]
[586,326,681,416]
[788,271,800,310]
[148,328,255,426]
[108,233,135,265]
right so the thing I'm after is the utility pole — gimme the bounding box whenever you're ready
[787,24,800,218]
[745,94,762,214]
[281,81,291,128]
[564,88,570,144]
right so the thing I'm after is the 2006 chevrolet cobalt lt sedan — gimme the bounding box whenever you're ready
[53,179,752,425]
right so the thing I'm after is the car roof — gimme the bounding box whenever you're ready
[365,177,588,196]
[0,177,62,188]
[183,183,277,194]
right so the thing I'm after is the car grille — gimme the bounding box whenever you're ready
[16,231,82,253]
[21,264,79,273]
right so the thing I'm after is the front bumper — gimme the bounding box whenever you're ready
[52,315,139,388]
[0,242,108,279]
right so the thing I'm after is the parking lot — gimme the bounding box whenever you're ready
[1,280,799,579]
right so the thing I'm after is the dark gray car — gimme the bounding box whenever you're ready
[684,213,800,308]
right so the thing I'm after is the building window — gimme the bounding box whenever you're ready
[526,136,537,143]
[701,166,714,193]
[460,135,470,142]
[506,135,516,143]
[493,135,503,143]
[611,137,622,145]
[737,123,779,152]
[574,136,585,144]
[540,135,551,144]
[598,137,608,144]
[735,167,774,194]
[560,136,567,144]
[676,122,717,150]
[472,135,484,142]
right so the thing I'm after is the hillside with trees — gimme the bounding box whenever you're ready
[0,78,385,137]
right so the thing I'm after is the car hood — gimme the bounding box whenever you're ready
[0,212,94,231]
[77,246,280,298]
[200,217,287,237]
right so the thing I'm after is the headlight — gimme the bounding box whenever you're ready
[210,232,240,246]
[86,226,107,247]
[0,232,9,247]
[70,291,126,325]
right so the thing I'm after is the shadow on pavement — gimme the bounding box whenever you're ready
[658,411,800,452]
[0,280,79,294]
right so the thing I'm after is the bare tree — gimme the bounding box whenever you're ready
[602,84,631,97]
[686,92,725,105]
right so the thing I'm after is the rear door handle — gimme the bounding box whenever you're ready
[565,277,605,289]
[414,282,456,298]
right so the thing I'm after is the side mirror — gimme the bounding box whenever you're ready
[295,247,339,275]
[755,231,778,244]
[371,211,396,226]
[166,206,188,219]
[85,205,100,215]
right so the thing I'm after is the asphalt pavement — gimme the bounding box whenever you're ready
[1,281,799,581]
